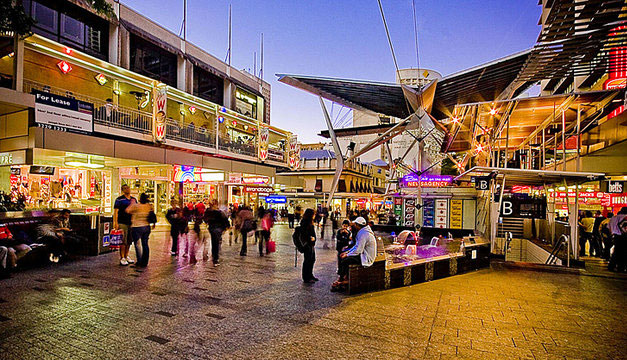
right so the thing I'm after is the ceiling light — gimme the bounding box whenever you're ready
[489,108,498,115]
[558,186,566,191]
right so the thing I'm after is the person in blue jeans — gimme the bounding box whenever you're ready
[126,193,156,267]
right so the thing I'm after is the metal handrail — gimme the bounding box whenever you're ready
[546,234,568,265]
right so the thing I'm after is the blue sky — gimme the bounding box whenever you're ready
[123,0,541,143]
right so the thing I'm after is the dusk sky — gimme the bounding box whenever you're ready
[123,0,542,143]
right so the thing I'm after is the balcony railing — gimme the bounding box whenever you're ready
[23,80,288,165]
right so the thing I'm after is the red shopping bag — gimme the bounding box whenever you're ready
[267,240,276,253]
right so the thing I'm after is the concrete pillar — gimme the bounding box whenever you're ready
[11,36,24,92]
[119,26,130,69]
[177,56,186,91]
[223,81,233,110]
[108,2,120,65]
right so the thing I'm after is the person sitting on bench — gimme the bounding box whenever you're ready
[332,217,377,291]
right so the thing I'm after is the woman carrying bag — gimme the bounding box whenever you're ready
[126,193,157,267]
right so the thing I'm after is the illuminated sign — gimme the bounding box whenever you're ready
[603,26,627,90]
[552,191,604,199]
[610,194,627,207]
[265,195,287,204]
[242,176,269,185]
[34,90,93,134]
[258,126,269,161]
[244,186,274,194]
[400,174,453,188]
[172,166,224,183]
[608,181,624,194]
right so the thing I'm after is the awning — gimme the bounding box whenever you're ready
[119,19,184,57]
[454,166,605,186]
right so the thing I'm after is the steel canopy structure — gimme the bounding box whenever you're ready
[455,166,605,186]
[277,50,532,121]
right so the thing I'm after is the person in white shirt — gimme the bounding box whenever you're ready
[332,217,377,290]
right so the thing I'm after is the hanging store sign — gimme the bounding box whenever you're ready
[258,126,269,161]
[264,195,287,204]
[472,176,491,191]
[243,185,274,194]
[400,174,453,188]
[152,83,167,143]
[498,196,546,219]
[33,90,93,134]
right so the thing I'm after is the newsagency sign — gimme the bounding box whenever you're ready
[33,90,93,134]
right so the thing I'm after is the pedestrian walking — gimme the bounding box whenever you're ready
[126,193,156,267]
[578,211,595,257]
[236,205,255,256]
[300,208,318,283]
[187,214,209,264]
[259,208,274,256]
[287,203,295,228]
[165,198,184,256]
[113,184,136,266]
[204,201,230,266]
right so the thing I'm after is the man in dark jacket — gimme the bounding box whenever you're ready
[335,220,352,274]
[204,201,230,266]
[165,198,185,256]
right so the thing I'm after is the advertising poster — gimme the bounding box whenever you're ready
[450,199,463,229]
[403,198,416,227]
[33,90,93,133]
[435,199,448,229]
[422,199,435,227]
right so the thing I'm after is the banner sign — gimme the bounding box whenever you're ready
[33,90,93,133]
[152,83,167,143]
[242,176,269,185]
[265,195,287,204]
[258,126,269,161]
[403,198,416,227]
[400,174,452,188]
[288,135,300,169]
[393,197,403,220]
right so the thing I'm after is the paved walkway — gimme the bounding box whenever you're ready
[0,225,625,359]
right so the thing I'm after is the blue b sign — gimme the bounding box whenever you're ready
[265,195,287,204]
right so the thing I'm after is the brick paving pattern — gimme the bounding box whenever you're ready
[0,225,625,359]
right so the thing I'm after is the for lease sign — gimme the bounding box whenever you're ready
[33,90,93,133]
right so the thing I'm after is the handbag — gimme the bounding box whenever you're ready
[109,229,123,248]
[148,210,157,224]
[267,239,276,253]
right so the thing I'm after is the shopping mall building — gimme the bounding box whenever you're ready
[0,0,301,216]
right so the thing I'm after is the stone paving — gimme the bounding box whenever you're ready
[0,224,626,360]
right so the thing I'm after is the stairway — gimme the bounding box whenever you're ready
[497,217,524,239]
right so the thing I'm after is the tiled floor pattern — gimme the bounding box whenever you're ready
[0,225,625,359]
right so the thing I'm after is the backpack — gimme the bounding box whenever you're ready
[292,226,306,253]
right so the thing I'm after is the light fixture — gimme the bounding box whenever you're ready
[139,90,150,108]
[452,116,460,124]
[548,188,554,192]
[94,73,107,85]
[558,186,566,191]
[475,143,484,153]
[220,107,227,112]
[189,106,197,114]
[65,154,105,169]
[232,120,237,126]
[244,125,249,130]
[57,60,72,74]
[113,89,120,95]
[218,116,225,123]
[489,108,498,115]
[64,47,73,55]
[7,52,14,58]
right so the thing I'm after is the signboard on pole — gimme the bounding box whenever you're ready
[473,176,490,191]
[152,83,167,143]
[33,90,93,133]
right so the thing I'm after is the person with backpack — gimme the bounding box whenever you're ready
[204,201,230,266]
[335,219,353,274]
[236,205,255,256]
[297,208,318,283]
